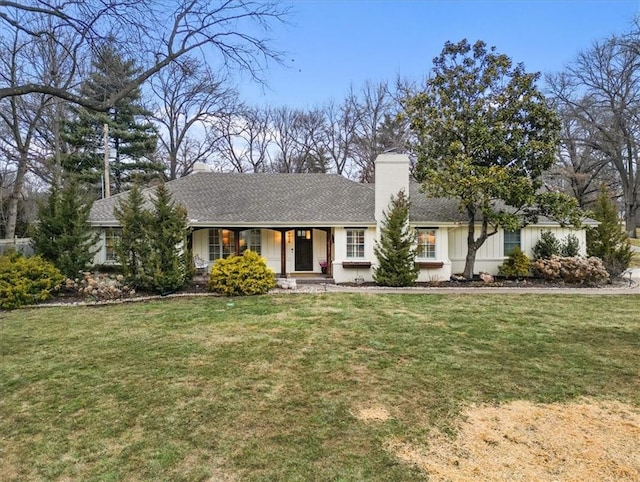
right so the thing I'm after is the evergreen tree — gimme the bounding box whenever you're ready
[586,185,632,277]
[63,43,161,195]
[30,178,99,278]
[113,183,150,284]
[114,182,192,293]
[373,190,419,287]
[144,183,192,294]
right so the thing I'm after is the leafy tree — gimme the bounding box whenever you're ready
[63,44,160,194]
[30,178,99,278]
[405,39,580,279]
[373,190,419,287]
[586,185,632,277]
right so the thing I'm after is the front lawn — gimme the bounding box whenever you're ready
[1,294,639,480]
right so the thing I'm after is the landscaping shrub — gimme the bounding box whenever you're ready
[532,256,609,284]
[560,233,581,257]
[64,272,136,301]
[208,250,276,296]
[0,251,65,309]
[532,231,562,260]
[498,247,531,278]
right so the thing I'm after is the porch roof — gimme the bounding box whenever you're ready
[90,172,376,226]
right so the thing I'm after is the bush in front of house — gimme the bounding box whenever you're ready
[498,246,531,278]
[64,272,136,301]
[532,255,609,284]
[0,251,65,309]
[208,250,276,296]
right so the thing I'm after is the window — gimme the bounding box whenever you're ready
[105,228,121,262]
[240,229,261,255]
[346,229,365,258]
[416,228,437,259]
[504,229,521,256]
[209,229,235,261]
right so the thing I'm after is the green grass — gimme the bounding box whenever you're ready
[2,294,639,481]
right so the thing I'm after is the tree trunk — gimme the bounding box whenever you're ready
[463,209,477,279]
[625,201,639,238]
[463,244,479,280]
[4,152,28,239]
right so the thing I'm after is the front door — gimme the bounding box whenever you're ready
[295,229,313,271]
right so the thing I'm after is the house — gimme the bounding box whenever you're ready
[89,154,590,283]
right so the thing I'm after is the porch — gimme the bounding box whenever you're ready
[189,226,335,278]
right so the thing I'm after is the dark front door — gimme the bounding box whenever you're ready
[295,229,313,271]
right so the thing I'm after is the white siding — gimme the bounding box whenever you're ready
[449,225,588,275]
[413,226,452,282]
[332,226,376,283]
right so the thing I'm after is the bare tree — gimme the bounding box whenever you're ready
[269,106,326,173]
[321,99,357,176]
[149,57,237,179]
[0,0,288,110]
[213,106,273,173]
[547,32,640,235]
[545,98,614,208]
[349,81,405,182]
[0,25,76,239]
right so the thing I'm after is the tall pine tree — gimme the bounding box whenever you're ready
[373,190,419,287]
[586,185,632,277]
[30,178,99,278]
[113,182,150,284]
[63,43,161,195]
[144,183,192,294]
[114,182,191,293]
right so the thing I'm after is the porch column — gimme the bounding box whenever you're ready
[324,227,332,277]
[233,229,241,255]
[278,229,287,277]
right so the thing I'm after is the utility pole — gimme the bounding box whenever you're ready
[103,123,110,198]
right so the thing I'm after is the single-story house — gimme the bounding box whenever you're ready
[89,154,591,283]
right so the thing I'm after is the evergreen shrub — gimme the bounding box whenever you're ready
[498,247,531,278]
[532,231,562,260]
[208,250,276,296]
[0,251,65,309]
[560,233,581,257]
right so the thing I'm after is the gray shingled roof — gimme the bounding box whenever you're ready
[90,173,593,227]
[409,182,463,223]
[90,172,376,226]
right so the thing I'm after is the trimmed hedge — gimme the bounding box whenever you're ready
[0,251,65,309]
[208,250,276,296]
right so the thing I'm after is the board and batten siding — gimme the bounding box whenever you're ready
[448,225,588,275]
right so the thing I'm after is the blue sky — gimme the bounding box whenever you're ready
[238,0,639,108]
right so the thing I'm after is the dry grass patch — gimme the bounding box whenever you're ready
[389,398,640,482]
[353,404,392,422]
